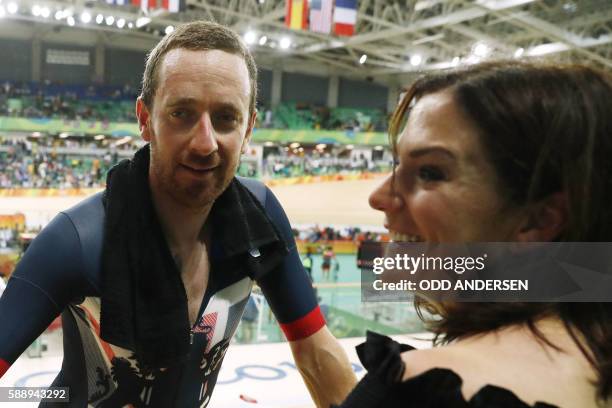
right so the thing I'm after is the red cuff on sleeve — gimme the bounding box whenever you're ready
[279,305,326,341]
[0,359,10,378]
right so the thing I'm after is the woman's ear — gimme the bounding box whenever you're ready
[516,192,568,242]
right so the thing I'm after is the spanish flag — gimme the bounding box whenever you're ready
[285,0,309,30]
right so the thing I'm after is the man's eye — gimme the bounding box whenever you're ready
[171,110,189,119]
[215,113,237,122]
[418,166,446,182]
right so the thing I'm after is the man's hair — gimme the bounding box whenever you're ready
[390,60,612,402]
[140,21,258,115]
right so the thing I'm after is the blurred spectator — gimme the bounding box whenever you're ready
[0,271,6,299]
[263,108,273,128]
[239,295,259,343]
[0,81,387,132]
[321,245,336,282]
[295,225,386,243]
[301,246,314,282]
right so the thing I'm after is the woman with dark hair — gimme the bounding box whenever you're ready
[337,61,612,408]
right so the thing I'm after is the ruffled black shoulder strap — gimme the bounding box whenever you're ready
[333,331,414,408]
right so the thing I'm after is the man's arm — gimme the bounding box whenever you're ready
[0,212,92,377]
[289,325,357,407]
[255,186,356,407]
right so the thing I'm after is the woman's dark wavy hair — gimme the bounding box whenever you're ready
[389,60,612,401]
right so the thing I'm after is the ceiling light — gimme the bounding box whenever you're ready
[40,6,50,18]
[359,54,367,64]
[136,16,151,27]
[7,2,18,14]
[59,132,69,139]
[32,5,41,17]
[452,56,460,66]
[80,11,91,23]
[117,18,125,28]
[562,1,577,13]
[473,42,490,57]
[128,21,133,28]
[244,30,257,45]
[31,132,42,137]
[477,0,536,11]
[54,10,64,20]
[526,42,567,57]
[96,14,103,24]
[464,55,480,65]
[259,35,268,46]
[0,6,5,18]
[514,47,524,58]
[410,54,422,66]
[105,15,114,26]
[280,37,292,50]
[374,145,384,151]
[67,16,75,26]
[165,25,174,35]
[289,142,300,149]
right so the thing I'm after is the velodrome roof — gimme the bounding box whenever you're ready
[0,0,610,86]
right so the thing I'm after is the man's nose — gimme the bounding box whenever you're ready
[369,174,403,213]
[190,112,218,155]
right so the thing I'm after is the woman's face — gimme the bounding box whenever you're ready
[370,91,524,243]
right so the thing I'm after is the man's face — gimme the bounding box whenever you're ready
[137,48,255,209]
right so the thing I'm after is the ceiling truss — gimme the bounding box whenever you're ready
[0,0,609,85]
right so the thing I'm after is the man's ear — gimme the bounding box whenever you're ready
[241,110,257,154]
[515,192,568,242]
[136,97,152,142]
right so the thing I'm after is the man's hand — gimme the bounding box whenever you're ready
[289,325,357,408]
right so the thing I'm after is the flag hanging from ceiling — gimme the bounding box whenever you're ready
[161,0,186,12]
[131,0,156,13]
[334,0,357,36]
[309,0,333,34]
[131,0,184,13]
[285,0,309,30]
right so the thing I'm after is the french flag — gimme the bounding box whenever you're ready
[333,0,357,36]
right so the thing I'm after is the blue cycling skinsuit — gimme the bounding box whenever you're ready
[0,177,324,407]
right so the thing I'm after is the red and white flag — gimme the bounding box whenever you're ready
[161,0,186,12]
[132,0,184,13]
[131,0,156,13]
[309,0,333,34]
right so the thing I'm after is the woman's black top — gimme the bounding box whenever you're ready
[335,331,559,408]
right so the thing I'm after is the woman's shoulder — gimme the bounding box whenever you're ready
[341,331,561,408]
[401,323,598,407]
